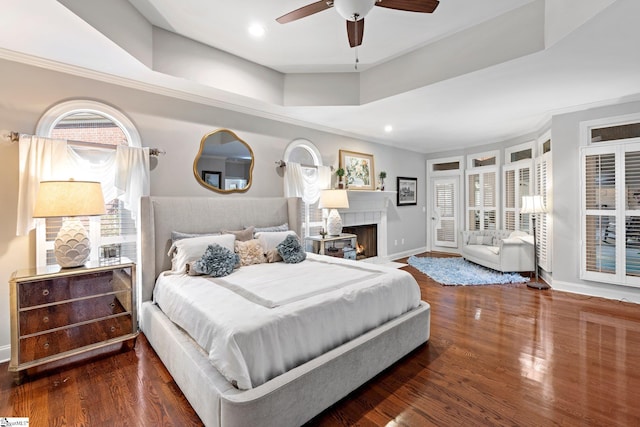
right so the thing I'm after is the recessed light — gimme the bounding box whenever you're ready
[384,125,393,133]
[248,24,266,38]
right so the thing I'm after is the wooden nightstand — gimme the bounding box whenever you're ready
[8,260,138,384]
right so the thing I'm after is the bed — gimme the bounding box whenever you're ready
[139,196,430,427]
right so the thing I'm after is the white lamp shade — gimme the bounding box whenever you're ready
[521,195,546,214]
[33,180,105,268]
[318,190,349,210]
[33,180,106,218]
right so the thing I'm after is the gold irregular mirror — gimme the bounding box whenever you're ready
[194,129,254,193]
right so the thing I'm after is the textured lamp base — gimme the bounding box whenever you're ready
[55,218,91,268]
[326,209,343,236]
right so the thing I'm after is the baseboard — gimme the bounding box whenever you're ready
[0,344,10,363]
[388,246,428,262]
[552,279,640,304]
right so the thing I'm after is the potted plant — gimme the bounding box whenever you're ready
[378,171,387,191]
[336,167,346,189]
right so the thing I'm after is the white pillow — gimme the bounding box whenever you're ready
[168,234,236,273]
[255,230,297,252]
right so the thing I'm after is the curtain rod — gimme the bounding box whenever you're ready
[1,129,165,156]
[276,160,334,171]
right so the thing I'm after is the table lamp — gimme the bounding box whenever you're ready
[318,189,349,236]
[33,180,106,268]
[521,195,548,289]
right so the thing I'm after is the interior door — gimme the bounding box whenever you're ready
[432,177,459,249]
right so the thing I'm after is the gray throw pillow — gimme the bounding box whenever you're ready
[276,234,306,264]
[192,244,239,277]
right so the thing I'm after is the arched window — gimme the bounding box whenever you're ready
[35,100,142,266]
[283,139,326,238]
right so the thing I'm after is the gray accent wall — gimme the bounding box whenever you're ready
[0,58,427,361]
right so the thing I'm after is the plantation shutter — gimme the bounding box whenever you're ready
[581,141,640,287]
[466,167,499,231]
[434,178,458,247]
[503,161,533,232]
[536,153,552,272]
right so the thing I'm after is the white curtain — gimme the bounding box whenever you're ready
[284,162,331,204]
[115,145,150,218]
[16,136,69,236]
[17,136,151,235]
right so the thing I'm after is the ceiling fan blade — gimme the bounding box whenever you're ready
[347,18,364,48]
[276,1,333,24]
[375,0,439,13]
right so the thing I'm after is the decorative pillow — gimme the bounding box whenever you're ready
[221,226,255,242]
[171,230,219,242]
[276,234,307,264]
[265,248,283,263]
[235,239,267,266]
[481,235,494,245]
[253,223,289,233]
[168,234,236,273]
[190,244,239,277]
[255,230,297,252]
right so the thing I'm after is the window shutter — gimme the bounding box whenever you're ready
[536,153,552,272]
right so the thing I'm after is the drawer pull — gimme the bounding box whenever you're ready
[110,326,116,333]
[42,316,49,323]
[42,289,50,297]
[43,342,49,349]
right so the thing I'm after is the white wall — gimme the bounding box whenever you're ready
[0,57,427,361]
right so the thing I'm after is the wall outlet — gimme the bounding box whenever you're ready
[401,238,405,245]
[394,240,398,246]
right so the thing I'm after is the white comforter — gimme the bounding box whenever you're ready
[153,253,421,390]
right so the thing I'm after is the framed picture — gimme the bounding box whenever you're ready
[202,170,221,188]
[397,177,417,206]
[339,149,375,190]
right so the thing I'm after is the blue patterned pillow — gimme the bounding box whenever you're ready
[192,244,239,277]
[276,234,306,264]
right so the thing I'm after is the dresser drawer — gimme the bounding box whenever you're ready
[19,314,133,364]
[19,293,130,336]
[18,269,131,308]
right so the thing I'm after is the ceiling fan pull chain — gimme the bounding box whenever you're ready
[355,47,359,70]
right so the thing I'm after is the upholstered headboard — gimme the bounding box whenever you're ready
[139,196,301,303]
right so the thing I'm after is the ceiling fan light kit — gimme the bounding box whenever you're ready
[277,0,439,48]
[334,0,375,21]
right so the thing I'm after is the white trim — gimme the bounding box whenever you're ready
[504,140,535,164]
[466,149,500,169]
[35,99,141,147]
[388,246,429,262]
[0,345,10,364]
[537,129,551,154]
[427,155,464,175]
[283,138,323,167]
[552,280,640,304]
[580,111,640,147]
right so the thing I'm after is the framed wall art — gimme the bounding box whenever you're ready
[202,170,222,189]
[397,177,418,206]
[339,149,375,190]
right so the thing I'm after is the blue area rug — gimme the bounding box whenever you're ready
[407,256,529,286]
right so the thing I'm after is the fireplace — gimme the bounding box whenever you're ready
[343,225,377,260]
[336,191,391,263]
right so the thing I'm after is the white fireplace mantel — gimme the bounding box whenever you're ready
[337,191,395,263]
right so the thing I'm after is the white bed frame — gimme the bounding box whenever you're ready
[139,196,430,427]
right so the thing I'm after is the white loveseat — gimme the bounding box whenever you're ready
[460,230,535,273]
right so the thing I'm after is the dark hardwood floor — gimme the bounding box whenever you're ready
[2,252,640,426]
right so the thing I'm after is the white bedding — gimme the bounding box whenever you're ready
[153,253,421,390]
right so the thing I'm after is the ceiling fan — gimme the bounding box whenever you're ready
[276,0,440,48]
